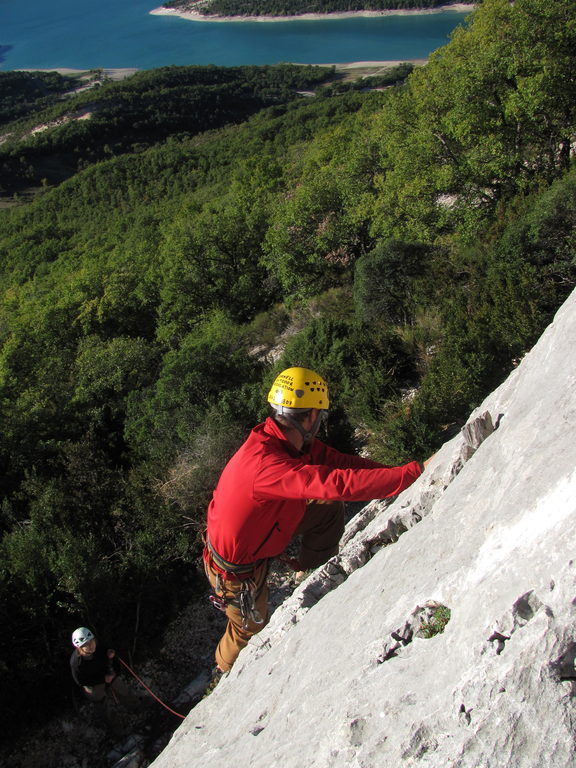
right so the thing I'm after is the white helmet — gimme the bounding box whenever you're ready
[71,627,95,648]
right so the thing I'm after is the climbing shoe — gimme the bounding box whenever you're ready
[202,667,226,699]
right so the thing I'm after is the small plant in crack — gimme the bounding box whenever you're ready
[418,605,451,638]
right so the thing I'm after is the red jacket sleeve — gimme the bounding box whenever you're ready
[254,449,422,502]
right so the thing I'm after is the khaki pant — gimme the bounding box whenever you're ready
[206,499,345,672]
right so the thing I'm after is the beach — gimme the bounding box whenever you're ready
[150,2,474,23]
[16,68,140,80]
[19,62,428,80]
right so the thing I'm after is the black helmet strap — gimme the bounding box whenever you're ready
[281,410,324,448]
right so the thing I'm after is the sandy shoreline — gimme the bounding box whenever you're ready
[18,61,428,78]
[16,67,140,81]
[317,59,428,68]
[149,2,474,23]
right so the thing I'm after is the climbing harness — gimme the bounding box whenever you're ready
[204,539,268,631]
[208,573,265,629]
[204,534,267,628]
[205,535,263,576]
[117,656,185,720]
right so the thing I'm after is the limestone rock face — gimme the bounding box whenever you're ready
[151,289,576,768]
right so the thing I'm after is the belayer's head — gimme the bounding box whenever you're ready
[71,626,96,655]
[267,366,329,447]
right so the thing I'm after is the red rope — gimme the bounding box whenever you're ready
[117,656,185,720]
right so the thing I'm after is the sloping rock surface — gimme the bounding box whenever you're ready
[151,288,576,768]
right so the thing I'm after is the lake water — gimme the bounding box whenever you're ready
[0,0,469,71]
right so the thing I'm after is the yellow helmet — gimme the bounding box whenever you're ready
[267,367,329,411]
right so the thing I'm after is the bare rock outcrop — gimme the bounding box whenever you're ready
[151,287,576,768]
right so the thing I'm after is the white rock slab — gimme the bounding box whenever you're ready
[151,288,576,768]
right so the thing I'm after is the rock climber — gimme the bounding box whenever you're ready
[70,627,143,725]
[203,366,433,678]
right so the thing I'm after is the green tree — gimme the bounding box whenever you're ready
[354,240,431,325]
[371,0,576,243]
[125,311,264,461]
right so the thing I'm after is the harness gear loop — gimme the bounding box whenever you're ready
[239,578,265,630]
[209,575,228,613]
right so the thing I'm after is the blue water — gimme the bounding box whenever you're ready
[0,0,469,71]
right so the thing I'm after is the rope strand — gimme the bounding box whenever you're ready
[117,656,185,720]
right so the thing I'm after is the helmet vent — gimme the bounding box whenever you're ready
[267,367,330,410]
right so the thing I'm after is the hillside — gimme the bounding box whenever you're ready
[0,64,334,196]
[0,0,575,760]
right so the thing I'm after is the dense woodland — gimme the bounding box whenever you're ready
[164,0,455,17]
[0,65,332,194]
[1,0,576,745]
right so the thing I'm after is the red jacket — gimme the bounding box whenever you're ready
[208,418,422,564]
[206,417,422,570]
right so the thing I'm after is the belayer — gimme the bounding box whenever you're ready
[70,627,144,727]
[203,366,433,677]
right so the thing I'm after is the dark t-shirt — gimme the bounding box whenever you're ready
[70,643,117,687]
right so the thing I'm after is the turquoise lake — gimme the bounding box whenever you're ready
[0,0,470,71]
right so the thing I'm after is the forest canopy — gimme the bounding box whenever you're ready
[1,0,575,740]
